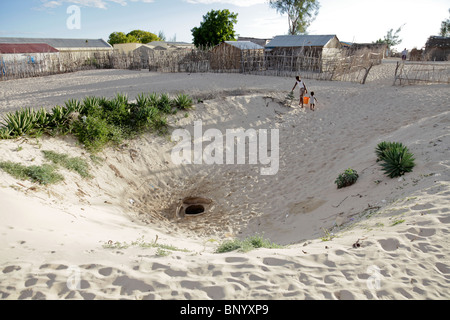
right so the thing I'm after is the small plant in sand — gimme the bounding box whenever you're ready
[335,168,359,189]
[174,94,194,110]
[0,108,36,137]
[0,161,64,185]
[320,228,336,242]
[376,142,415,178]
[42,150,92,178]
[375,141,405,162]
[215,235,284,253]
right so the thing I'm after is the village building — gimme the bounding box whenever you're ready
[0,43,59,63]
[133,41,195,71]
[113,43,144,54]
[0,37,112,61]
[210,41,264,71]
[0,37,112,53]
[238,37,273,47]
[264,35,342,72]
[424,36,450,61]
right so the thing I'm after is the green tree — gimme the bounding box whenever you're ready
[108,30,160,45]
[127,30,160,44]
[191,9,238,48]
[440,9,450,37]
[269,0,320,35]
[374,24,404,50]
[108,32,133,45]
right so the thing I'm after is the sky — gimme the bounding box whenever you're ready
[0,0,449,51]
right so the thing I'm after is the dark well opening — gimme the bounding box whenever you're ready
[185,205,205,216]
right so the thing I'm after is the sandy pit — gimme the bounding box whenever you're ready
[0,60,449,300]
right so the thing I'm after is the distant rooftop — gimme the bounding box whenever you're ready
[224,41,264,50]
[266,35,338,48]
[0,43,59,54]
[0,37,112,49]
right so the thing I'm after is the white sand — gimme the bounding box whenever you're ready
[1,60,449,300]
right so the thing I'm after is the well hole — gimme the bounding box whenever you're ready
[185,205,205,216]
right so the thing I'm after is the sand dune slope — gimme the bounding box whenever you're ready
[1,67,449,300]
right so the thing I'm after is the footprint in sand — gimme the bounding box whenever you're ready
[2,265,21,273]
[289,197,326,215]
[378,238,400,251]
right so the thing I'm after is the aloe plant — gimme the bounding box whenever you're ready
[1,108,36,137]
[174,94,193,110]
[375,141,404,162]
[157,93,173,113]
[379,145,415,178]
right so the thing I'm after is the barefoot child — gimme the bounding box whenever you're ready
[309,91,317,111]
[292,76,308,108]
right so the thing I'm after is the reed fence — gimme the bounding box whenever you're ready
[393,61,450,85]
[5,46,446,85]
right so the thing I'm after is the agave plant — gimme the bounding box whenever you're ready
[82,96,102,116]
[136,93,150,109]
[1,108,36,137]
[64,99,83,115]
[0,126,12,139]
[379,145,415,178]
[157,93,173,113]
[33,107,51,131]
[375,141,404,162]
[174,94,193,110]
[49,105,67,127]
[114,93,129,106]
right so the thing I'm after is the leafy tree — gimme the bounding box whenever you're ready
[108,30,160,45]
[269,0,320,35]
[374,24,404,50]
[127,30,159,44]
[108,32,133,45]
[191,9,238,47]
[440,9,450,37]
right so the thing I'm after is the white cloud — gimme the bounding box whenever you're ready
[184,0,267,7]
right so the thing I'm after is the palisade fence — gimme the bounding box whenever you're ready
[393,61,450,85]
[0,46,397,84]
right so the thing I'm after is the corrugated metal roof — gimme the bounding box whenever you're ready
[0,37,112,49]
[224,41,264,50]
[266,35,338,48]
[0,43,59,54]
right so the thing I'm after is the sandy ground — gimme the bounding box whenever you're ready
[0,60,449,300]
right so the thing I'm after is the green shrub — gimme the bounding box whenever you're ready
[1,108,36,137]
[0,161,64,185]
[0,127,12,139]
[82,96,102,117]
[64,99,83,114]
[375,141,404,162]
[33,108,51,133]
[215,235,283,253]
[157,93,173,114]
[379,145,415,178]
[0,92,193,153]
[335,168,359,189]
[73,116,118,152]
[42,150,91,178]
[174,94,194,110]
